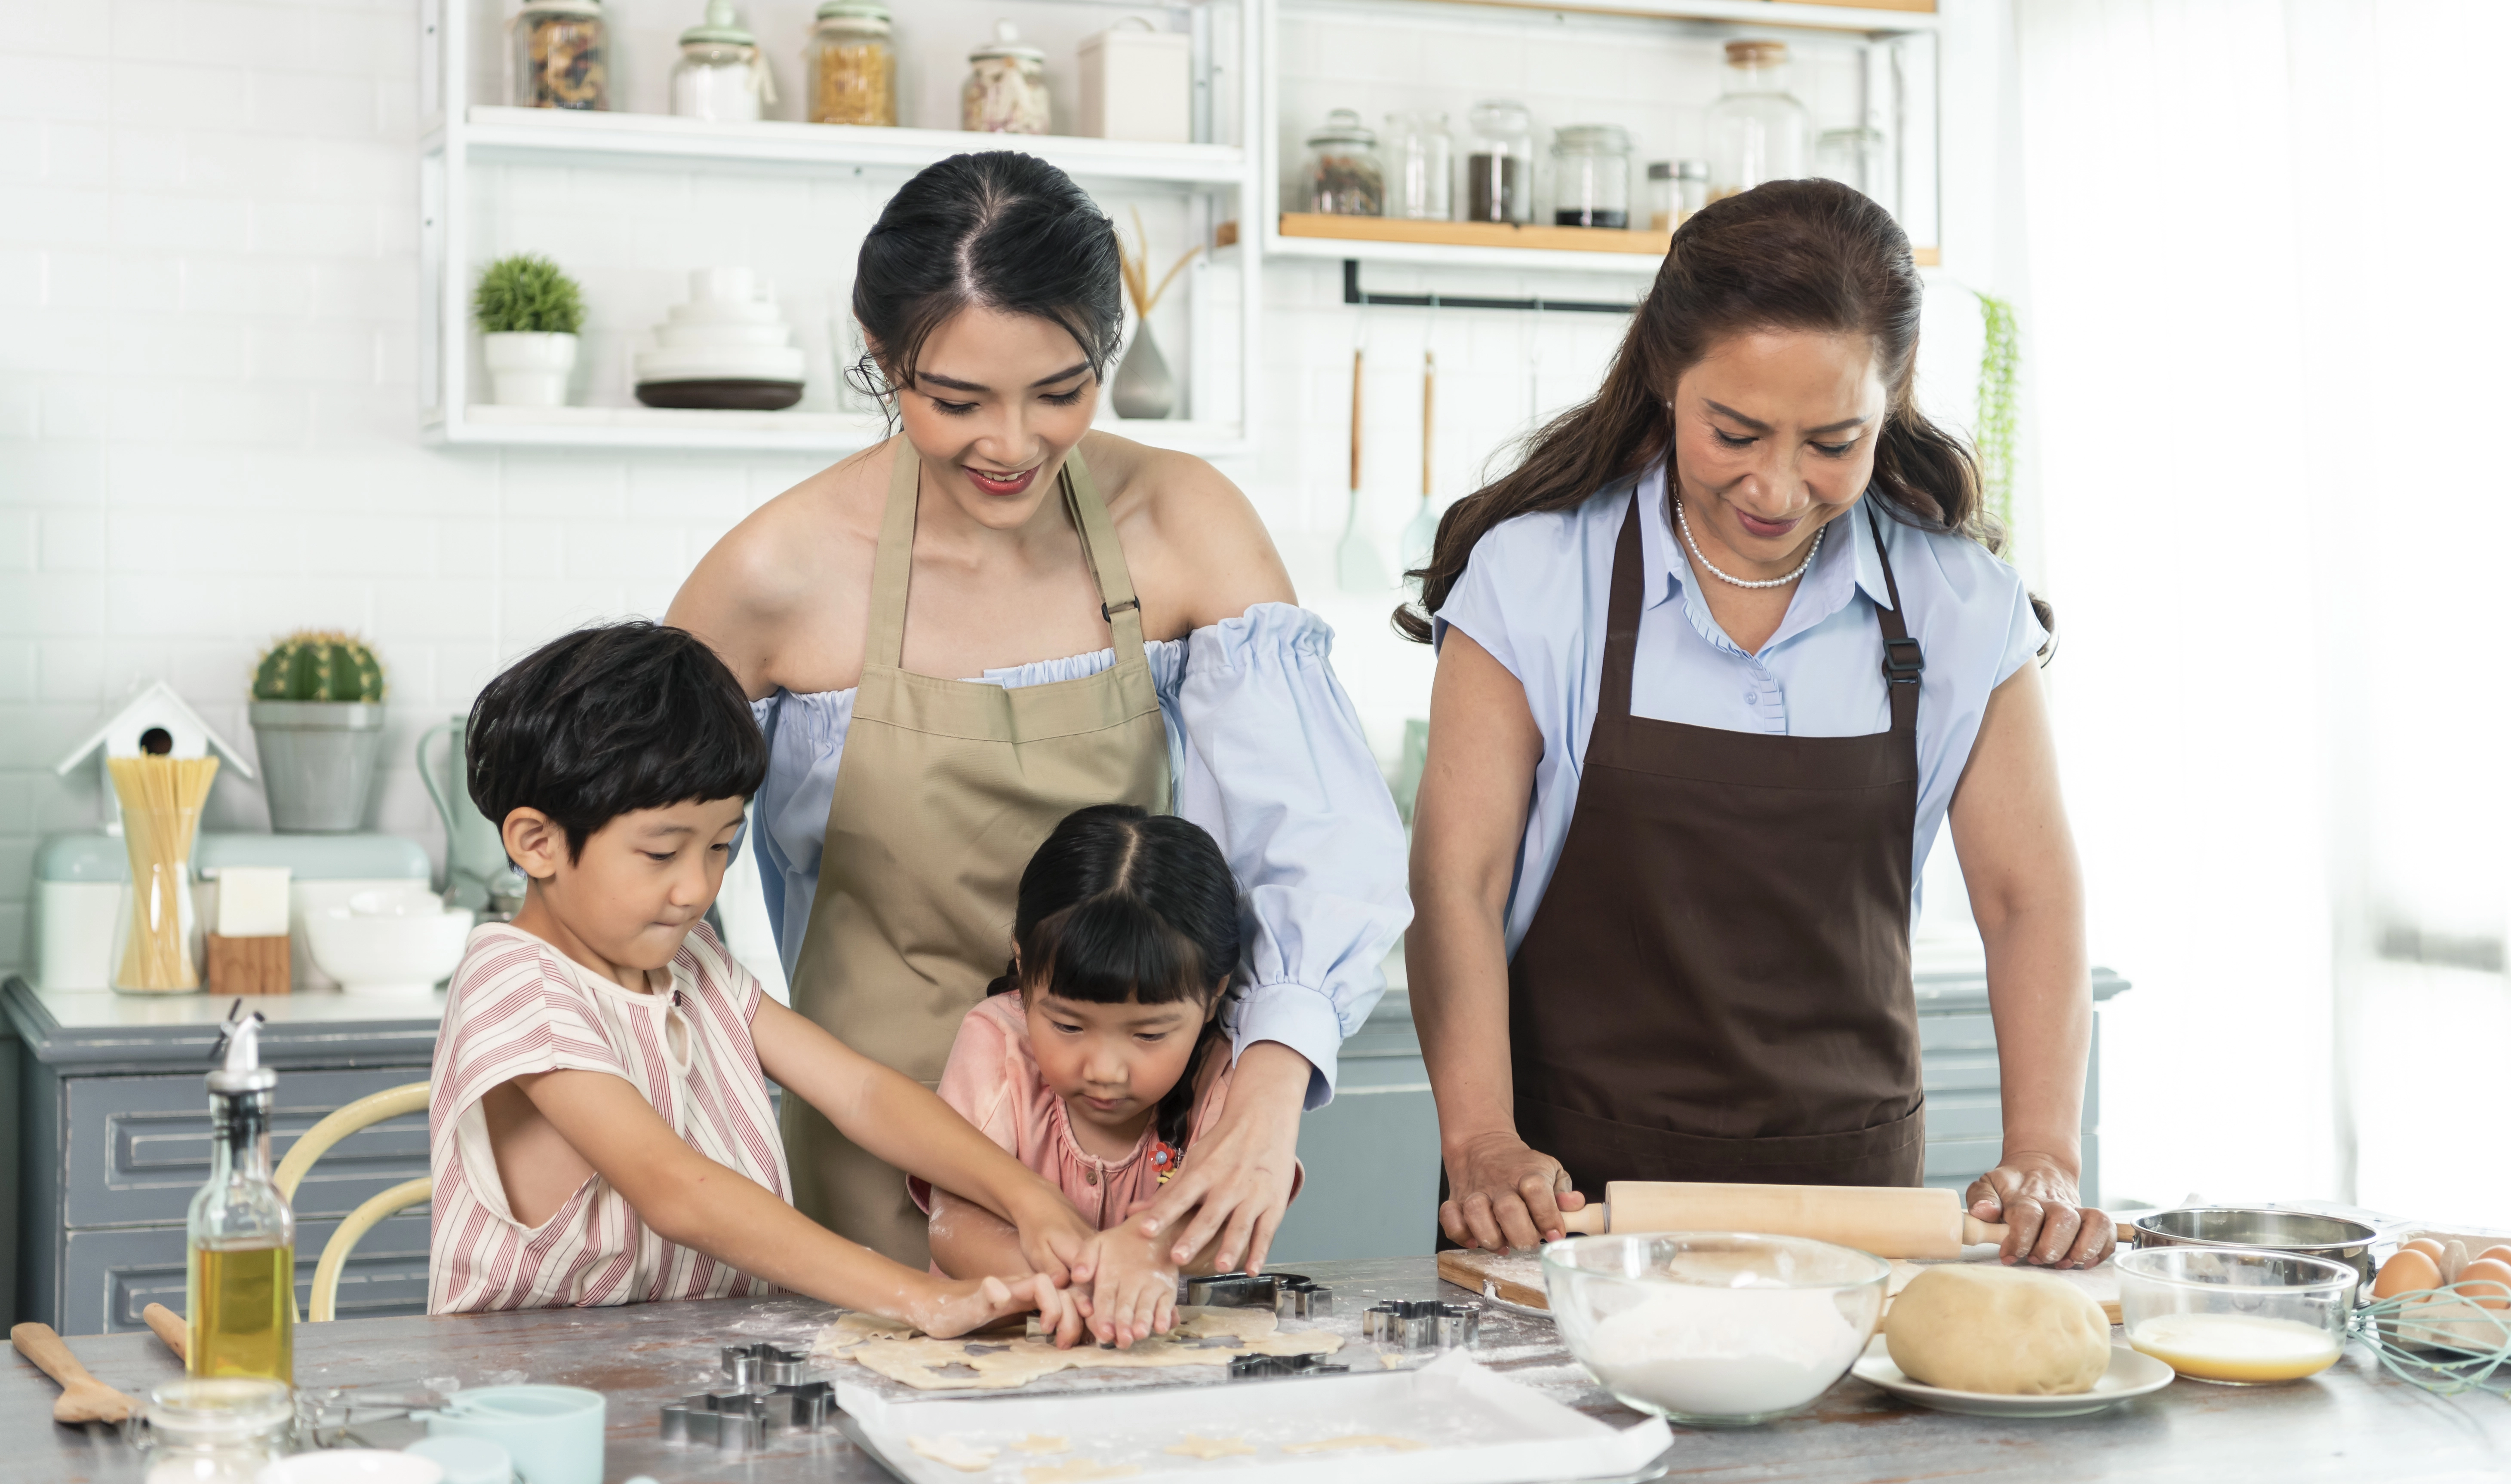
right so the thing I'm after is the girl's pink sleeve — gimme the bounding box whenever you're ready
[911,1005,1025,1214]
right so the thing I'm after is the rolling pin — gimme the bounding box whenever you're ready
[1556,1180,2133,1258]
[142,1303,187,1362]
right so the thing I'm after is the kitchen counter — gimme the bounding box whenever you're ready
[3,975,444,1071]
[8,1255,2503,1484]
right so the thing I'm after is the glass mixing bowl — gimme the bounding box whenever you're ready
[1541,1232,1887,1426]
[2117,1246,2356,1384]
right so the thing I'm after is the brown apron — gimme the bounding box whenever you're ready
[1507,490,1927,1191]
[784,437,1171,1266]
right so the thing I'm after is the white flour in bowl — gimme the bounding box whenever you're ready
[1580,1282,1866,1418]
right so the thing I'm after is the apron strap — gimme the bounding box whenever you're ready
[1599,488,1647,724]
[863,439,1148,672]
[865,435,922,670]
[1864,503,1923,738]
[1060,448,1147,669]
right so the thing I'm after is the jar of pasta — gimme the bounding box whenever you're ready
[514,0,607,111]
[808,0,895,127]
[963,20,1048,135]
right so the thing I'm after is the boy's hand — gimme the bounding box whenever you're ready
[911,1274,1085,1347]
[1008,1190,1100,1290]
[1080,1223,1180,1348]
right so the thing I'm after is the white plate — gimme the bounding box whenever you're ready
[1850,1335,2173,1417]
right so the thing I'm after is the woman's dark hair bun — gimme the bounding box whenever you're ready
[850,152,1126,408]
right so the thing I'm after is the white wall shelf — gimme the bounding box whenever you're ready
[443,404,1247,457]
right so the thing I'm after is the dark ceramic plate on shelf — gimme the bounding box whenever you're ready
[636,378,805,411]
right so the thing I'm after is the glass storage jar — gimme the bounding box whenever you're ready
[1303,109,1383,216]
[1382,110,1451,221]
[1551,123,1632,228]
[1675,158,1709,222]
[1706,40,1810,200]
[963,19,1048,134]
[129,1378,295,1484]
[671,0,769,123]
[1646,160,1674,232]
[1816,125,1892,208]
[513,0,607,111]
[1462,99,1534,224]
[809,0,894,126]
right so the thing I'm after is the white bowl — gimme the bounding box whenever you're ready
[632,344,808,383]
[656,320,792,350]
[307,896,474,996]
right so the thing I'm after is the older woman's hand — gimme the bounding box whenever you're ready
[1967,1150,2114,1269]
[1438,1130,1587,1253]
[1130,1042,1308,1275]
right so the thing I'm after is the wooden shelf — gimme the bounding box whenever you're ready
[436,404,1248,458]
[1277,213,1669,255]
[1445,0,1936,31]
[451,107,1249,188]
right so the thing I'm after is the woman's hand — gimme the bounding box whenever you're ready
[1131,1042,1307,1272]
[1076,1226,1180,1348]
[1968,1152,2112,1269]
[1005,1187,1100,1291]
[1438,1130,1586,1252]
[909,1272,1083,1343]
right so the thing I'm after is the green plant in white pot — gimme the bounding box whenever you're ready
[248,630,388,834]
[476,253,586,407]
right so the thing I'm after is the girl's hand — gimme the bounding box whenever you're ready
[1132,1042,1306,1272]
[1079,1225,1180,1348]
[910,1273,1085,1345]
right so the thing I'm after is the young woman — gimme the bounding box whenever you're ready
[1403,179,2109,1269]
[667,153,1408,1328]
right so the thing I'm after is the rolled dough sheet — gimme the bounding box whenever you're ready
[823,1306,1342,1392]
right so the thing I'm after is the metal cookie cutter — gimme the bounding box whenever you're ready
[1181,1271,1331,1319]
[660,1379,833,1450]
[720,1341,812,1387]
[1362,1299,1480,1352]
[1227,1351,1349,1380]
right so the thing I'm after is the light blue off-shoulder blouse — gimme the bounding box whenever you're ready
[748,601,1411,1108]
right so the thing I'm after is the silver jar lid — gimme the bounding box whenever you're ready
[969,19,1043,62]
[1468,99,1531,138]
[1551,123,1632,155]
[1306,108,1376,149]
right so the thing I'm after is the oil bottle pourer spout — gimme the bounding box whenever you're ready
[209,997,277,1094]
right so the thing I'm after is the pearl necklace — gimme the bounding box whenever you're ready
[1674,498,1825,590]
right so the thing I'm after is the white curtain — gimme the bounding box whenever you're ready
[2016,0,2511,1219]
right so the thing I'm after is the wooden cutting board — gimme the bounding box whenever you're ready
[1440,1248,2122,1325]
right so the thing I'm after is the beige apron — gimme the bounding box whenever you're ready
[783,436,1171,1266]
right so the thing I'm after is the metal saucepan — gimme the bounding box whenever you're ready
[2128,1207,2378,1295]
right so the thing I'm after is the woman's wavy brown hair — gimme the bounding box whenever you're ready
[1395,178,2050,644]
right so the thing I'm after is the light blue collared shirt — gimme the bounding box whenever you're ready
[1433,462,2049,956]
[749,602,1412,1108]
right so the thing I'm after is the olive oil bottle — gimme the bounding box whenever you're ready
[187,1003,294,1382]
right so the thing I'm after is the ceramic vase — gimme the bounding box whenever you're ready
[483,331,578,407]
[1111,325,1177,419]
[249,701,387,833]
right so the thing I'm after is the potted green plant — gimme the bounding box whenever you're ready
[247,631,388,834]
[476,252,586,406]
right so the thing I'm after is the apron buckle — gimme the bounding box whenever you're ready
[1881,635,1926,685]
[1101,597,1140,623]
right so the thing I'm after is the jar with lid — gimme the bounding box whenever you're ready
[1551,124,1632,229]
[808,0,894,126]
[513,0,607,111]
[128,1378,294,1484]
[1461,100,1534,224]
[964,20,1049,135]
[672,0,771,123]
[1816,125,1892,208]
[1303,110,1383,216]
[1706,40,1810,200]
[1381,111,1449,220]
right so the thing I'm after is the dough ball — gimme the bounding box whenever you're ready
[1884,1264,2110,1396]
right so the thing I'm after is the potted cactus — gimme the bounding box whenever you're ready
[476,252,586,407]
[247,630,388,833]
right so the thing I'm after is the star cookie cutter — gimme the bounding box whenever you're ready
[1361,1299,1480,1352]
[1180,1271,1331,1319]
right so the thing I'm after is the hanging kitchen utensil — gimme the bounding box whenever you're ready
[1334,344,1388,592]
[1399,347,1439,574]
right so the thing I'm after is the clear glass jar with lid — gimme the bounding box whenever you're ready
[809,0,894,126]
[1551,123,1632,228]
[1303,109,1383,216]
[963,19,1049,134]
[1707,40,1811,200]
[1462,99,1534,224]
[1382,111,1451,221]
[128,1378,294,1484]
[513,0,607,110]
[1816,125,1893,209]
[672,0,771,123]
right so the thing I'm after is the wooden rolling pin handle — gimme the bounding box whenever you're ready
[1557,1204,1608,1236]
[142,1303,188,1362]
[10,1322,100,1392]
[1960,1214,2011,1247]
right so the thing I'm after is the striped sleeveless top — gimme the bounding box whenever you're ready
[427,921,791,1313]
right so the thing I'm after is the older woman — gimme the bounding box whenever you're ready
[669,153,1408,1304]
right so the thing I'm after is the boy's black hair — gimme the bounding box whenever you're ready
[467,621,767,860]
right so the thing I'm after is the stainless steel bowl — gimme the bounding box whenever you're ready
[2128,1207,2376,1294]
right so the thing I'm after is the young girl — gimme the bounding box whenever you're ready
[920,805,1300,1345]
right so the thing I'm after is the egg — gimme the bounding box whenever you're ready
[2475,1245,2511,1269]
[2373,1248,2442,1299]
[2455,1257,2511,1310]
[2401,1237,2446,1261]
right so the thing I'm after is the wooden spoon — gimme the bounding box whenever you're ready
[10,1322,138,1424]
[141,1304,188,1363]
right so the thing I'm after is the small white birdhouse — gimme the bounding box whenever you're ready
[54,680,256,834]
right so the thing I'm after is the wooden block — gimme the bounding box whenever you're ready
[206,933,290,995]
[1438,1248,1549,1310]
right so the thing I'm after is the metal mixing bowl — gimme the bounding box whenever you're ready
[2127,1208,2376,1294]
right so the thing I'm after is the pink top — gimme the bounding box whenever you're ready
[427,922,791,1314]
[921,992,1299,1229]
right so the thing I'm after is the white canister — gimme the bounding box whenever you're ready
[481,331,578,406]
[1078,18,1189,144]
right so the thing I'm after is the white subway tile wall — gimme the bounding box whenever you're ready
[0,0,2010,972]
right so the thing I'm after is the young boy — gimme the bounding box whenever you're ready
[426,621,1093,1340]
